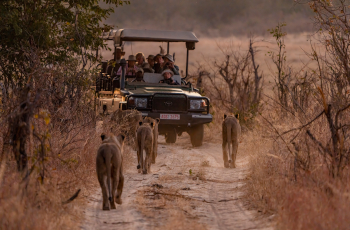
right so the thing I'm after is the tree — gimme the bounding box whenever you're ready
[200,40,263,123]
[0,0,130,173]
[0,0,129,89]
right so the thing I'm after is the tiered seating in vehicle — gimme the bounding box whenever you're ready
[96,61,120,92]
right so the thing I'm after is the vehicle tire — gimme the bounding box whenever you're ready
[165,128,177,144]
[189,124,204,147]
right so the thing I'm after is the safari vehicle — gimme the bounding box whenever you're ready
[95,29,212,146]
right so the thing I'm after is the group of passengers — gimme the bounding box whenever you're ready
[112,48,180,85]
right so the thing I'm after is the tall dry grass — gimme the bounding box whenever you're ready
[244,105,350,229]
[0,100,139,229]
[0,111,100,229]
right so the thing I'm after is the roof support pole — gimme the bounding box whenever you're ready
[120,59,126,90]
[167,42,170,54]
[186,48,189,79]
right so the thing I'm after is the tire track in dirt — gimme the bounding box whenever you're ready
[81,135,271,230]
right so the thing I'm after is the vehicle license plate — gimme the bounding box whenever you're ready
[160,114,180,120]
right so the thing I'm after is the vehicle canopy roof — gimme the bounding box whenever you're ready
[103,29,198,47]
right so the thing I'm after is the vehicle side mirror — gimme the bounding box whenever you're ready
[186,42,195,50]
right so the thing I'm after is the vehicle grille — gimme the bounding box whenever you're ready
[152,94,187,112]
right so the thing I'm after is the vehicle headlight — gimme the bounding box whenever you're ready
[135,98,147,108]
[190,99,207,110]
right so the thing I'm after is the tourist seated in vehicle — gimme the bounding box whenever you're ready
[111,47,125,77]
[147,55,155,70]
[136,52,147,69]
[142,63,154,73]
[114,47,125,64]
[131,68,145,82]
[159,69,180,85]
[116,55,138,78]
[163,54,180,75]
[153,54,164,73]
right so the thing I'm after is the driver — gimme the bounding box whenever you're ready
[159,69,180,85]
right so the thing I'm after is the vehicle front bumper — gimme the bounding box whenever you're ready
[140,112,212,126]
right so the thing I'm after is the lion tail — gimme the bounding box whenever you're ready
[140,133,145,172]
[105,149,112,203]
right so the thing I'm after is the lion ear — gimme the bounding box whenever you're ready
[139,121,143,126]
[156,118,160,124]
[235,114,239,119]
[101,133,106,141]
[224,114,227,119]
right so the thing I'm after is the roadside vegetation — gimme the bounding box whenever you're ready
[0,0,129,229]
[1,0,350,229]
[244,1,350,229]
[189,1,350,229]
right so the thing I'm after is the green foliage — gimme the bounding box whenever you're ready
[0,0,129,88]
[268,23,287,39]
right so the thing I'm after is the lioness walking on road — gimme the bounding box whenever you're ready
[96,133,125,210]
[142,117,160,164]
[222,114,241,168]
[136,121,154,174]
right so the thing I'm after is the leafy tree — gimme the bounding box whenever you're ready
[0,0,130,173]
[0,0,129,90]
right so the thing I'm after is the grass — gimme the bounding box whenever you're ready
[0,127,99,229]
[0,108,139,229]
[243,109,350,229]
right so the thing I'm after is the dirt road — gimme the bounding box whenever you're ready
[81,134,271,230]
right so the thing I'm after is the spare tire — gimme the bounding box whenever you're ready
[189,124,204,147]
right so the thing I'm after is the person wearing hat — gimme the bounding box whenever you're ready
[131,68,145,82]
[159,69,180,85]
[111,47,125,77]
[163,54,179,75]
[114,47,125,64]
[116,55,139,77]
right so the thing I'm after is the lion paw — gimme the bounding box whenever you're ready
[224,161,229,168]
[110,203,116,209]
[116,199,122,205]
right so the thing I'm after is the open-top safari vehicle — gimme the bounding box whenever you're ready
[94,29,212,146]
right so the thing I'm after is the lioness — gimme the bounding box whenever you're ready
[136,121,154,174]
[96,133,125,210]
[142,117,160,164]
[222,114,241,168]
[109,109,142,149]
